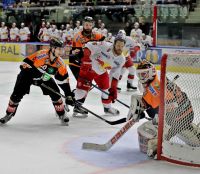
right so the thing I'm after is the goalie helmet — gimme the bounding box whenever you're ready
[136,60,156,84]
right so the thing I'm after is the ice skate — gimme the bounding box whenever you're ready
[0,113,14,124]
[104,107,120,116]
[72,105,88,118]
[58,113,69,126]
[127,81,137,91]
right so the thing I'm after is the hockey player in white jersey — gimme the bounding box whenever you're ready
[141,33,152,48]
[73,33,126,118]
[0,22,9,42]
[19,23,31,42]
[73,20,83,35]
[9,22,19,42]
[117,30,140,91]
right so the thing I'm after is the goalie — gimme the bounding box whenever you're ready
[127,60,200,157]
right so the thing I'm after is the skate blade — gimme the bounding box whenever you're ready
[104,112,120,117]
[127,88,137,92]
[60,122,69,126]
[72,112,88,118]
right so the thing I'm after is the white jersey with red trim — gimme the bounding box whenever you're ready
[19,27,30,41]
[48,28,60,39]
[98,28,108,37]
[85,41,125,79]
[0,26,9,40]
[123,36,140,57]
[62,29,74,42]
[141,35,153,47]
[10,27,19,41]
[73,26,83,35]
[38,27,50,42]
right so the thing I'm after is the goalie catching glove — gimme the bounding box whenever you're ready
[127,94,145,121]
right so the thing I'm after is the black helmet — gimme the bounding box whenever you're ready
[50,37,64,48]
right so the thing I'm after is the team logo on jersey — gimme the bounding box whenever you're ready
[96,57,111,70]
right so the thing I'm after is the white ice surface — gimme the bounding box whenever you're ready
[0,61,199,174]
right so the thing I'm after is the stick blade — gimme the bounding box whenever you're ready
[82,142,110,151]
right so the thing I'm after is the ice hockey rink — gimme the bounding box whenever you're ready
[0,61,199,174]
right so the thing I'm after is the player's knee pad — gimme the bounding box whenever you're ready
[53,98,65,116]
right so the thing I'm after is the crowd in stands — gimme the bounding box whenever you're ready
[3,0,65,8]
[0,18,152,48]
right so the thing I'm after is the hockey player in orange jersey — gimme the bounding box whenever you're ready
[69,16,105,79]
[126,60,197,157]
[0,38,74,126]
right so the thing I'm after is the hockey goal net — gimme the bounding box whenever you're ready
[157,53,200,167]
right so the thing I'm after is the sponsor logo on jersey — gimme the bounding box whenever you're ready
[37,53,47,59]
[148,85,157,96]
[101,51,110,59]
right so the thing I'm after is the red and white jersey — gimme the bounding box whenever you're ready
[10,27,19,41]
[19,27,30,41]
[62,29,74,42]
[38,27,50,42]
[105,36,115,43]
[123,36,140,57]
[98,28,108,37]
[73,26,83,35]
[48,28,60,39]
[130,28,142,41]
[85,41,125,79]
[0,26,9,40]
[92,27,98,33]
[141,35,153,47]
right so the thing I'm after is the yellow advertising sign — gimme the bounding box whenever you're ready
[0,43,24,62]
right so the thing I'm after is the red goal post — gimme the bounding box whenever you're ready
[157,53,200,167]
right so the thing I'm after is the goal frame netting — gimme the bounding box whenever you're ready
[157,53,200,167]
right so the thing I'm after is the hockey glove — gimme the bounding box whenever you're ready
[108,78,118,103]
[33,73,51,86]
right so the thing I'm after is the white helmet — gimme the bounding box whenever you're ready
[118,29,126,36]
[134,22,139,28]
[136,60,156,84]
[114,33,126,44]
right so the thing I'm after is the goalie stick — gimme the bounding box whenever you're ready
[82,118,136,151]
[41,83,126,125]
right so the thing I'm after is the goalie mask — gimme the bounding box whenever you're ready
[136,60,156,84]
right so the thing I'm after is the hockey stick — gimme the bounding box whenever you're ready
[41,83,126,125]
[82,118,136,151]
[78,76,130,108]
